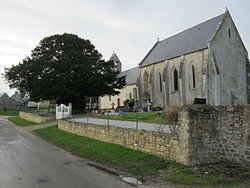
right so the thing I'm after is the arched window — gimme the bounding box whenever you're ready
[143,71,149,93]
[173,69,178,91]
[159,72,162,92]
[192,65,196,89]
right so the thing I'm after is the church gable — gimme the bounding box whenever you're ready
[208,11,249,105]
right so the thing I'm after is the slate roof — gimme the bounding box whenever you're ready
[11,92,24,104]
[0,93,5,98]
[139,13,225,67]
[119,67,138,85]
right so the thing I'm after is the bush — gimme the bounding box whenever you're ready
[123,99,134,109]
[152,106,163,111]
[163,106,180,122]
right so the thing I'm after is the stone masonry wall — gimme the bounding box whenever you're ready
[58,105,250,166]
[178,105,250,166]
[19,111,55,123]
[58,120,178,160]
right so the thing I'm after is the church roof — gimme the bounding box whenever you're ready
[119,67,138,85]
[0,93,6,98]
[139,12,226,67]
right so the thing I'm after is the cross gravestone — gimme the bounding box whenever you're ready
[111,102,115,109]
[146,100,151,112]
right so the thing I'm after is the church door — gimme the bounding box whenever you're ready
[117,98,121,107]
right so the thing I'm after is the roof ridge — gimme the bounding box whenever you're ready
[121,66,138,74]
[159,12,225,44]
[139,11,226,67]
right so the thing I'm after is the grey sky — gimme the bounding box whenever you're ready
[0,0,250,95]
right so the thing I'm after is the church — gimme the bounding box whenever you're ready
[99,10,249,110]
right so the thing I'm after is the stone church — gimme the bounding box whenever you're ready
[137,10,249,108]
[99,10,249,110]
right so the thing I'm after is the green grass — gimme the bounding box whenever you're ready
[32,126,249,185]
[0,110,19,116]
[36,109,55,113]
[98,112,172,124]
[164,165,241,185]
[33,126,168,175]
[8,116,39,126]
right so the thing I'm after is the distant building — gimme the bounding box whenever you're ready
[99,53,138,109]
[11,91,24,105]
[0,93,17,110]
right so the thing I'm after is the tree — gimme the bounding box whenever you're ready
[4,33,126,109]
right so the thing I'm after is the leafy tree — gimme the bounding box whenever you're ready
[4,33,126,109]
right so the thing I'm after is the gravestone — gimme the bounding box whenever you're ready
[193,98,206,104]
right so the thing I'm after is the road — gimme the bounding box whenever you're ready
[0,116,133,188]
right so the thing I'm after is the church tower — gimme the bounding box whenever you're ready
[108,52,122,73]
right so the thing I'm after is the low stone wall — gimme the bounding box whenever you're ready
[178,105,250,166]
[58,105,250,166]
[19,111,55,123]
[58,120,178,160]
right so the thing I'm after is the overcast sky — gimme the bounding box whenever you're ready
[1,0,250,96]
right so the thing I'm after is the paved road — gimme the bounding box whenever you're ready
[71,117,172,134]
[0,116,133,188]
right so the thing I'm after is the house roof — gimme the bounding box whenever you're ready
[11,91,24,104]
[139,12,226,67]
[119,67,138,85]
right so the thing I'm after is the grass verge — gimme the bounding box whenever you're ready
[0,110,19,116]
[8,116,39,126]
[32,126,249,185]
[32,126,168,175]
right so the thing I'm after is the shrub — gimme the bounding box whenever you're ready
[163,106,180,122]
[123,99,134,108]
[152,106,163,111]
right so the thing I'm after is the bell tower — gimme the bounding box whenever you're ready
[108,52,122,73]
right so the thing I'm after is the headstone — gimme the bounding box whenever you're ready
[146,100,151,112]
[111,102,115,109]
[193,98,206,104]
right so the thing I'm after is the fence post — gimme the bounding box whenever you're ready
[136,109,138,130]
[87,110,89,124]
[107,111,109,126]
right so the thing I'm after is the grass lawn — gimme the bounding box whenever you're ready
[97,111,172,124]
[0,111,19,116]
[36,109,55,113]
[8,116,39,126]
[32,126,249,185]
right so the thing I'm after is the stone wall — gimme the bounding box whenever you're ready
[178,105,250,166]
[58,120,178,160]
[137,49,207,108]
[19,111,55,123]
[58,105,250,166]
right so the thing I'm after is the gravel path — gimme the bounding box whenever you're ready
[70,117,173,134]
